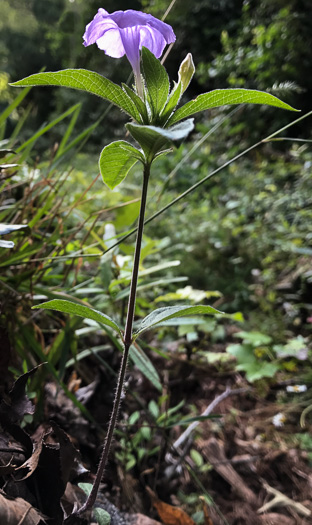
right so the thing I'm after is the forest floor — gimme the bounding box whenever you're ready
[1,336,312,525]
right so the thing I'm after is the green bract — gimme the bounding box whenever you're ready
[126,119,195,164]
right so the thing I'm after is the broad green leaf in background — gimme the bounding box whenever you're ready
[142,47,170,118]
[273,335,308,360]
[32,299,123,338]
[10,69,142,122]
[167,88,298,126]
[227,343,279,382]
[99,141,144,190]
[79,483,111,525]
[126,119,194,161]
[133,304,223,339]
[234,331,272,346]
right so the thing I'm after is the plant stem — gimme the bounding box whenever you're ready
[76,163,151,515]
[124,164,150,346]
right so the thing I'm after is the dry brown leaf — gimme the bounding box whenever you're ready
[0,492,46,524]
[0,365,42,425]
[147,487,196,525]
[17,430,45,479]
[199,496,214,525]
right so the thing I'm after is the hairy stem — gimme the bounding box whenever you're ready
[76,163,150,515]
[124,164,150,345]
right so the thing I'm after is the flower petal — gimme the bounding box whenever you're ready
[96,29,125,59]
[83,8,176,70]
[144,15,176,44]
[139,25,167,58]
[83,9,113,46]
[119,26,141,74]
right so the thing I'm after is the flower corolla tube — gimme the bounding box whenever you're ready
[83,9,176,96]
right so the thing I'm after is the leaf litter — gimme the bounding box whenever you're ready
[1,351,312,525]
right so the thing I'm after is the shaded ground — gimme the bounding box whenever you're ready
[1,338,311,525]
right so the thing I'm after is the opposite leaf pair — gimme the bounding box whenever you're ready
[11,46,296,190]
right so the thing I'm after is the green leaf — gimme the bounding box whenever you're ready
[0,86,32,127]
[99,141,143,190]
[79,484,111,525]
[273,335,308,359]
[126,119,194,161]
[94,508,111,525]
[175,414,221,425]
[134,304,223,338]
[55,103,81,158]
[167,88,299,126]
[10,69,141,122]
[32,299,122,337]
[227,343,279,382]
[122,83,148,123]
[142,47,170,118]
[15,103,84,163]
[234,331,272,346]
[129,344,162,391]
[160,82,183,125]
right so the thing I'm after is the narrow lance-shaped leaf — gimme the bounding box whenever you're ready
[104,327,162,391]
[167,88,299,126]
[32,299,123,338]
[10,69,142,122]
[133,304,223,339]
[129,345,162,391]
[122,83,148,123]
[0,86,32,127]
[160,82,183,126]
[142,46,170,118]
[99,141,144,190]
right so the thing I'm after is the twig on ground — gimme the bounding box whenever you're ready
[167,386,249,455]
[164,387,249,479]
[258,481,311,517]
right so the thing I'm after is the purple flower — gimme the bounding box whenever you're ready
[83,9,176,97]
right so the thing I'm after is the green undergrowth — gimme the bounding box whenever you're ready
[1,92,312,502]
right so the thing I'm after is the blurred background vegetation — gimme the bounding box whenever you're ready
[2,0,312,145]
[1,0,312,506]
